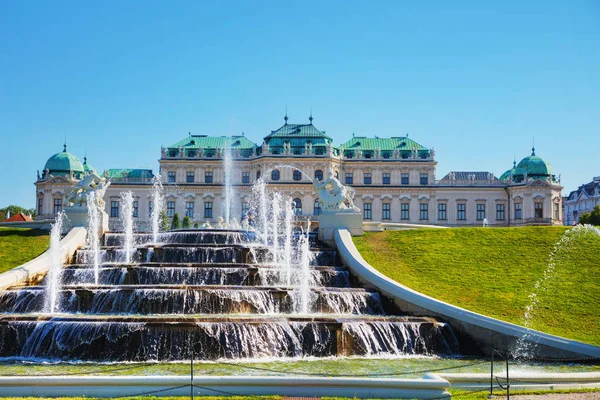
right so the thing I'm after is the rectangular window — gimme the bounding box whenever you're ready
[204,201,213,218]
[438,203,447,220]
[242,172,250,184]
[477,204,486,220]
[167,201,175,218]
[54,198,63,214]
[185,201,194,218]
[554,203,560,220]
[401,173,409,185]
[38,197,43,215]
[148,201,153,218]
[535,202,543,219]
[363,173,372,184]
[110,200,119,218]
[345,173,353,185]
[420,203,429,220]
[382,173,391,185]
[496,204,505,220]
[186,171,194,183]
[363,203,372,220]
[457,204,466,220]
[205,171,213,183]
[420,173,428,185]
[515,203,522,219]
[401,203,409,220]
[132,200,139,218]
[168,171,176,184]
[382,203,391,220]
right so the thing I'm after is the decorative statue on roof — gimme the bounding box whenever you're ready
[65,172,111,208]
[313,172,360,212]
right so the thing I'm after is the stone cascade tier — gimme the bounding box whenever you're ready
[0,229,460,361]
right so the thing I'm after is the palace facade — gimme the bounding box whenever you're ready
[563,176,600,225]
[35,117,564,229]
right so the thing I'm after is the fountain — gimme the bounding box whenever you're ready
[514,224,600,357]
[223,143,234,225]
[0,167,460,362]
[86,192,102,285]
[150,175,165,244]
[121,191,135,264]
[43,211,65,314]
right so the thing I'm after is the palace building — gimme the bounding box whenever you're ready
[35,116,564,229]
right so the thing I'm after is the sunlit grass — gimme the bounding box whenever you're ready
[0,227,49,274]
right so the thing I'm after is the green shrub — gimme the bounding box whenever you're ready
[171,213,181,230]
[182,216,191,228]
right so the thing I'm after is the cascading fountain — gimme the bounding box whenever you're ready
[44,211,65,314]
[86,191,101,285]
[0,167,460,362]
[150,174,165,244]
[223,143,234,225]
[121,191,135,264]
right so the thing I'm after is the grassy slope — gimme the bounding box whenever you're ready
[0,227,50,274]
[353,227,600,346]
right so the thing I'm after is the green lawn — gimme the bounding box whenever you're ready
[353,226,600,346]
[0,227,50,274]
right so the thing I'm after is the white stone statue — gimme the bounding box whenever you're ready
[202,221,212,229]
[65,172,111,208]
[313,172,360,212]
[215,216,225,229]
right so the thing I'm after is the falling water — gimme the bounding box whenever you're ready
[121,191,135,264]
[86,191,101,285]
[150,175,165,244]
[296,219,314,314]
[283,197,294,285]
[223,144,234,225]
[44,212,65,314]
[514,224,600,357]
[271,193,281,264]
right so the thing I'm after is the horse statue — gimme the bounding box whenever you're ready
[313,172,360,212]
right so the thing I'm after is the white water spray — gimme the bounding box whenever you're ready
[86,192,101,285]
[150,175,165,244]
[283,197,293,285]
[121,191,135,264]
[515,224,600,357]
[44,212,65,314]
[223,144,234,225]
[271,193,281,264]
[297,218,314,314]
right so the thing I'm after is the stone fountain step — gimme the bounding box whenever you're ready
[9,285,372,292]
[62,263,345,270]
[0,315,459,361]
[35,266,352,288]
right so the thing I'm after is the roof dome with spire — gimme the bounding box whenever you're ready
[44,144,85,178]
[82,156,97,175]
[500,147,555,183]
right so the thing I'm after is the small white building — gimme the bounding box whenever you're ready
[34,116,564,229]
[563,177,600,225]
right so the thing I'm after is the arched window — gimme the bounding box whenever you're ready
[271,170,280,181]
[293,170,302,181]
[293,198,302,216]
[256,171,261,180]
[314,169,323,181]
[314,199,321,216]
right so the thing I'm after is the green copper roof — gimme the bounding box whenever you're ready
[500,148,555,182]
[168,135,256,150]
[340,136,427,151]
[44,145,84,175]
[104,169,154,180]
[265,123,332,141]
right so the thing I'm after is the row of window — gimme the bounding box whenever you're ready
[361,202,542,221]
[345,173,427,185]
[167,169,429,185]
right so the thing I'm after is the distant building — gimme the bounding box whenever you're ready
[2,212,33,223]
[563,176,600,225]
[35,116,564,229]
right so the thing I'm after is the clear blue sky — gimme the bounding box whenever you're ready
[1,1,598,208]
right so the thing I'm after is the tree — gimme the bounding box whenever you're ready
[182,216,191,228]
[171,213,181,230]
[579,205,600,226]
[159,210,169,232]
[0,205,36,220]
